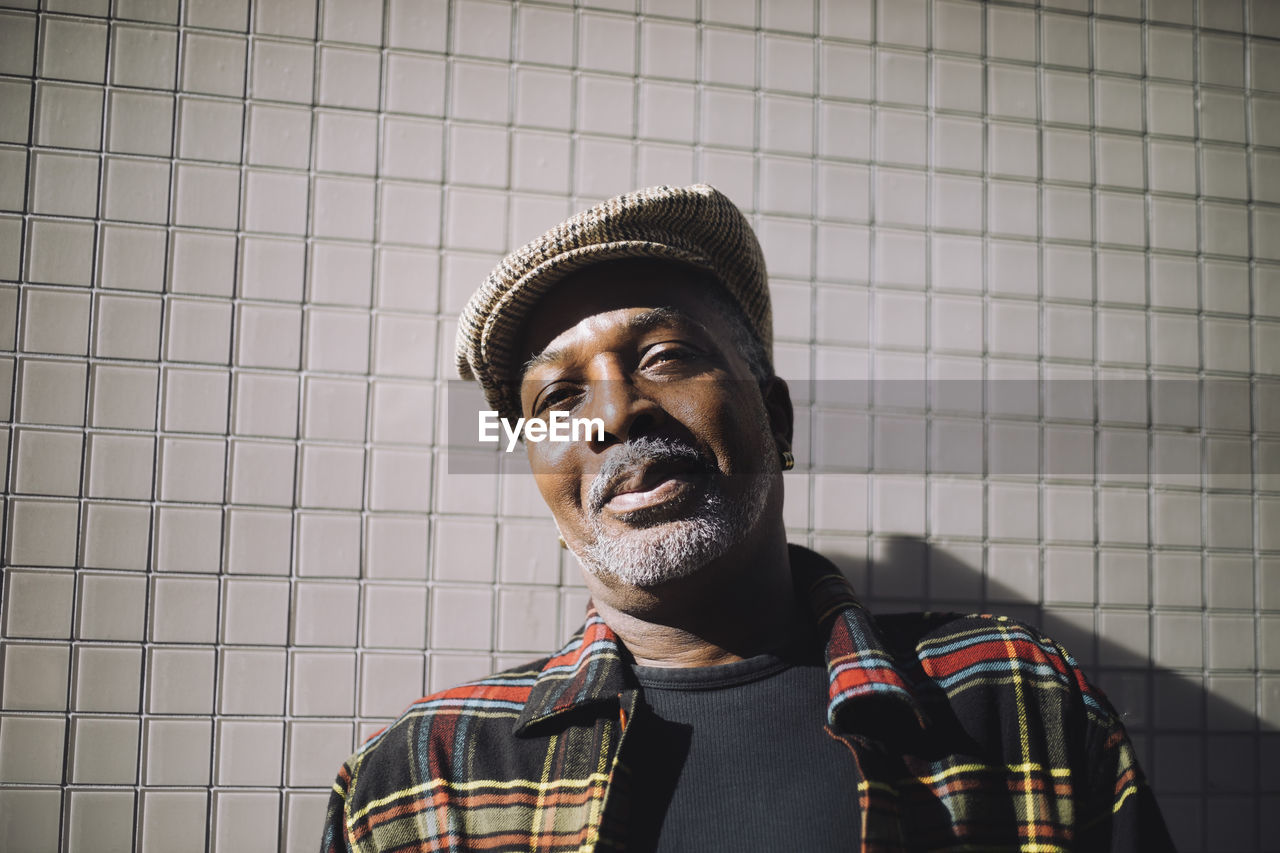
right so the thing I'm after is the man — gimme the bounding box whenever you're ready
[323,185,1173,851]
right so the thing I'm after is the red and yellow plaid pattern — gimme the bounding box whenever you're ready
[323,547,1172,852]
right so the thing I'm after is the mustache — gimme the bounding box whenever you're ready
[586,437,714,516]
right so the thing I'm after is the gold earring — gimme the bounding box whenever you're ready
[780,449,795,471]
[558,535,568,549]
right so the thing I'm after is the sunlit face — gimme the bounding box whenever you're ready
[517,260,790,588]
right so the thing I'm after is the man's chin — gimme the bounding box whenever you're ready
[579,518,734,589]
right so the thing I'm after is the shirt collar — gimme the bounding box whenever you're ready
[514,544,929,737]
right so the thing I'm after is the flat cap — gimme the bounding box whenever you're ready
[455,183,772,421]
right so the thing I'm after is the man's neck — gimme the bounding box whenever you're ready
[585,530,801,668]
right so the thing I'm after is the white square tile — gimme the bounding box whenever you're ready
[1095,190,1146,248]
[1095,20,1143,75]
[365,516,429,580]
[368,448,431,512]
[931,174,982,231]
[762,33,813,93]
[440,188,499,251]
[987,179,1038,238]
[298,445,364,510]
[511,132,571,194]
[162,367,229,434]
[579,11,636,74]
[986,5,1035,62]
[447,124,508,187]
[293,512,361,578]
[816,162,869,222]
[222,507,291,575]
[359,652,424,715]
[878,0,926,46]
[1149,197,1197,253]
[760,94,813,155]
[757,156,810,217]
[931,115,981,172]
[873,289,925,349]
[250,38,314,103]
[0,11,36,77]
[988,64,1037,119]
[321,0,382,43]
[34,81,103,149]
[1200,259,1249,314]
[30,151,99,218]
[818,44,869,106]
[452,0,511,60]
[1203,201,1250,257]
[514,67,572,130]
[313,110,376,175]
[518,5,573,65]
[150,576,220,642]
[877,49,926,106]
[215,720,282,786]
[362,583,427,648]
[874,167,926,227]
[381,116,443,181]
[181,31,246,97]
[989,122,1038,179]
[378,182,442,246]
[638,81,696,143]
[430,585,494,650]
[1200,33,1245,87]
[227,439,295,506]
[819,0,868,39]
[702,26,756,86]
[90,364,158,430]
[819,101,872,161]
[1041,12,1089,68]
[235,303,302,370]
[292,581,359,645]
[873,228,924,288]
[158,436,226,503]
[1095,133,1144,189]
[173,163,240,229]
[1199,89,1247,143]
[1043,69,1090,126]
[497,587,559,652]
[40,16,107,83]
[101,157,170,225]
[317,45,380,109]
[987,298,1039,358]
[153,505,222,573]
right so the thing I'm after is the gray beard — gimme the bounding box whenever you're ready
[577,437,774,588]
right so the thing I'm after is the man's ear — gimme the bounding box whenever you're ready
[761,376,794,450]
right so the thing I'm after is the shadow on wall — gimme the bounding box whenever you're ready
[822,536,1273,853]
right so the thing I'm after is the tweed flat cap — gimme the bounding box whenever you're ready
[455,184,772,421]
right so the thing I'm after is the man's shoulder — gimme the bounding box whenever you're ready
[872,609,1112,721]
[876,609,1070,656]
[343,655,552,773]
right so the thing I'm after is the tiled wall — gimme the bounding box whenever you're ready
[0,0,1276,850]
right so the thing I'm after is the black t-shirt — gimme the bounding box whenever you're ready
[623,646,863,851]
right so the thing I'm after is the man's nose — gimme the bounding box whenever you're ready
[580,377,663,449]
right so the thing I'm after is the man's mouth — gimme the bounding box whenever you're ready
[586,437,715,522]
[603,462,702,514]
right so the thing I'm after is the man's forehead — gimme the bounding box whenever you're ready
[516,262,726,365]
[522,307,708,374]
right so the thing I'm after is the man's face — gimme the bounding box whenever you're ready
[517,260,791,589]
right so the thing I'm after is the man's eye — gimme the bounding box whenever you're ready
[533,385,581,414]
[641,345,701,371]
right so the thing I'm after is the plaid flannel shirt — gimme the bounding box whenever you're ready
[323,546,1173,852]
